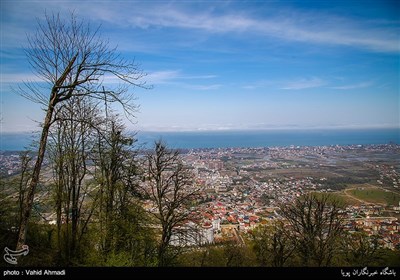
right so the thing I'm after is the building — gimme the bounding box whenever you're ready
[212,217,221,232]
[201,222,214,244]
[170,221,214,246]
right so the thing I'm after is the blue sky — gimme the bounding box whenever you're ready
[0,0,399,132]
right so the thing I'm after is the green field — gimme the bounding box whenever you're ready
[311,192,359,207]
[348,187,400,206]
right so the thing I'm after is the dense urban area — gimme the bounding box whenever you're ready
[1,143,400,267]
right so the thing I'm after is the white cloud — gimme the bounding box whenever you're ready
[0,73,43,83]
[242,80,277,90]
[146,70,181,84]
[2,2,398,53]
[330,81,373,90]
[186,84,222,90]
[88,4,399,53]
[180,75,217,80]
[280,77,326,90]
[145,70,218,88]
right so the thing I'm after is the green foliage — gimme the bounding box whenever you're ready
[0,181,19,266]
[16,223,57,267]
[337,232,382,266]
[224,242,255,267]
[378,249,400,266]
[75,202,158,267]
[250,222,298,267]
[199,247,227,267]
[177,243,256,267]
[103,252,133,266]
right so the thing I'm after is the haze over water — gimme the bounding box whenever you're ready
[1,128,398,151]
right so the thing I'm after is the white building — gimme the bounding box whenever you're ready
[170,221,198,247]
[170,221,214,246]
[201,222,214,244]
[212,217,221,232]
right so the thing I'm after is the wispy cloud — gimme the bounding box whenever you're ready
[242,85,258,90]
[180,75,217,80]
[280,77,326,90]
[86,3,399,53]
[0,73,43,83]
[1,69,220,92]
[145,70,219,91]
[186,84,222,90]
[147,70,181,84]
[242,80,277,90]
[1,2,398,53]
[147,70,217,82]
[243,78,375,91]
[330,81,373,90]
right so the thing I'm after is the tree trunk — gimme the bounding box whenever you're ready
[18,160,27,230]
[16,105,54,250]
[56,158,63,259]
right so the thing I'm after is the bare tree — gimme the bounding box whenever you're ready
[16,12,146,250]
[47,96,100,262]
[144,141,200,266]
[251,220,297,267]
[279,193,344,266]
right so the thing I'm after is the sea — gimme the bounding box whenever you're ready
[1,128,399,151]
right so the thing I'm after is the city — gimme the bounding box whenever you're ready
[2,143,399,251]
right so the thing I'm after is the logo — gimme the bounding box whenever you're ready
[3,245,29,265]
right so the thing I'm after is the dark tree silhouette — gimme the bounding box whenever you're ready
[144,141,200,266]
[47,96,100,262]
[16,12,146,250]
[279,193,344,266]
[251,220,296,267]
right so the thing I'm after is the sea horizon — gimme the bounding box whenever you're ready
[0,127,399,151]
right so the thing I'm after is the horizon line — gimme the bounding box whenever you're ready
[2,125,399,134]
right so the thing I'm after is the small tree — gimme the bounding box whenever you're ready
[144,141,200,266]
[251,220,296,267]
[16,12,146,250]
[341,232,383,266]
[93,116,135,257]
[47,96,100,262]
[224,242,252,267]
[279,193,344,266]
[17,151,33,227]
[0,177,17,251]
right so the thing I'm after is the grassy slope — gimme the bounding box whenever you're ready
[348,187,400,206]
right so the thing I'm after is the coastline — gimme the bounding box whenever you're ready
[1,128,399,151]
